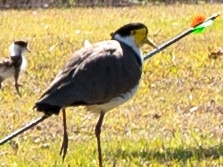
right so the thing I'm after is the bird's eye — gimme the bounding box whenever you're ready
[132,31,136,35]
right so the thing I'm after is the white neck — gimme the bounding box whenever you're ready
[9,43,27,70]
[113,34,143,64]
[10,43,25,57]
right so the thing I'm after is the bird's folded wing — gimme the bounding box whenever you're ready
[37,40,142,107]
[0,58,14,79]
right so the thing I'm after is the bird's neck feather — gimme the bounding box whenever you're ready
[10,44,24,57]
[9,44,27,70]
[113,34,143,64]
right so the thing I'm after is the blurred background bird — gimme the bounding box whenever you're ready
[34,22,156,167]
[0,40,30,96]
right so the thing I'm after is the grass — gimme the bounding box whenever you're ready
[0,4,223,167]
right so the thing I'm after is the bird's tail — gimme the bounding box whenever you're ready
[34,102,61,115]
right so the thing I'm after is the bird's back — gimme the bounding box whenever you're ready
[35,40,142,114]
[0,55,24,80]
[0,58,15,80]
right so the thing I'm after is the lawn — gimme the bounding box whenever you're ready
[0,4,223,167]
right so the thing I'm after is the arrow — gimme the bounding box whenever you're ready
[144,12,220,61]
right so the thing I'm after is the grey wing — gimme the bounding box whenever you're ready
[37,40,141,108]
[0,58,14,79]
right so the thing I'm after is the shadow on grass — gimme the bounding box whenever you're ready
[114,144,223,163]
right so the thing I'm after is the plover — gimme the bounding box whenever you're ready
[34,23,156,167]
[0,40,29,96]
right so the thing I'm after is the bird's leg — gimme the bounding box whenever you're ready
[95,111,105,167]
[0,79,2,89]
[60,109,69,161]
[14,70,21,96]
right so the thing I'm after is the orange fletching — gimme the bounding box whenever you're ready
[191,15,206,27]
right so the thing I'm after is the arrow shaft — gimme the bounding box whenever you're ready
[144,28,193,60]
[0,114,50,145]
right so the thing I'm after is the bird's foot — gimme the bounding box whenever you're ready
[59,129,68,161]
[15,83,23,96]
[15,86,21,96]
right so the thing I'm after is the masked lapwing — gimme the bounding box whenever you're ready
[34,22,156,167]
[0,40,29,96]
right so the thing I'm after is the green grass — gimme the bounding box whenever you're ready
[0,4,223,166]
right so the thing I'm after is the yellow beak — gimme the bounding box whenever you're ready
[26,47,31,53]
[145,37,157,48]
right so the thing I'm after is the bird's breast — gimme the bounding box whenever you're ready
[20,55,27,71]
[86,84,138,113]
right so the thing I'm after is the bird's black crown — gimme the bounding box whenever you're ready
[14,40,28,48]
[111,23,148,39]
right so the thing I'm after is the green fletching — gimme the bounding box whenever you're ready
[193,27,205,33]
[192,20,213,33]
